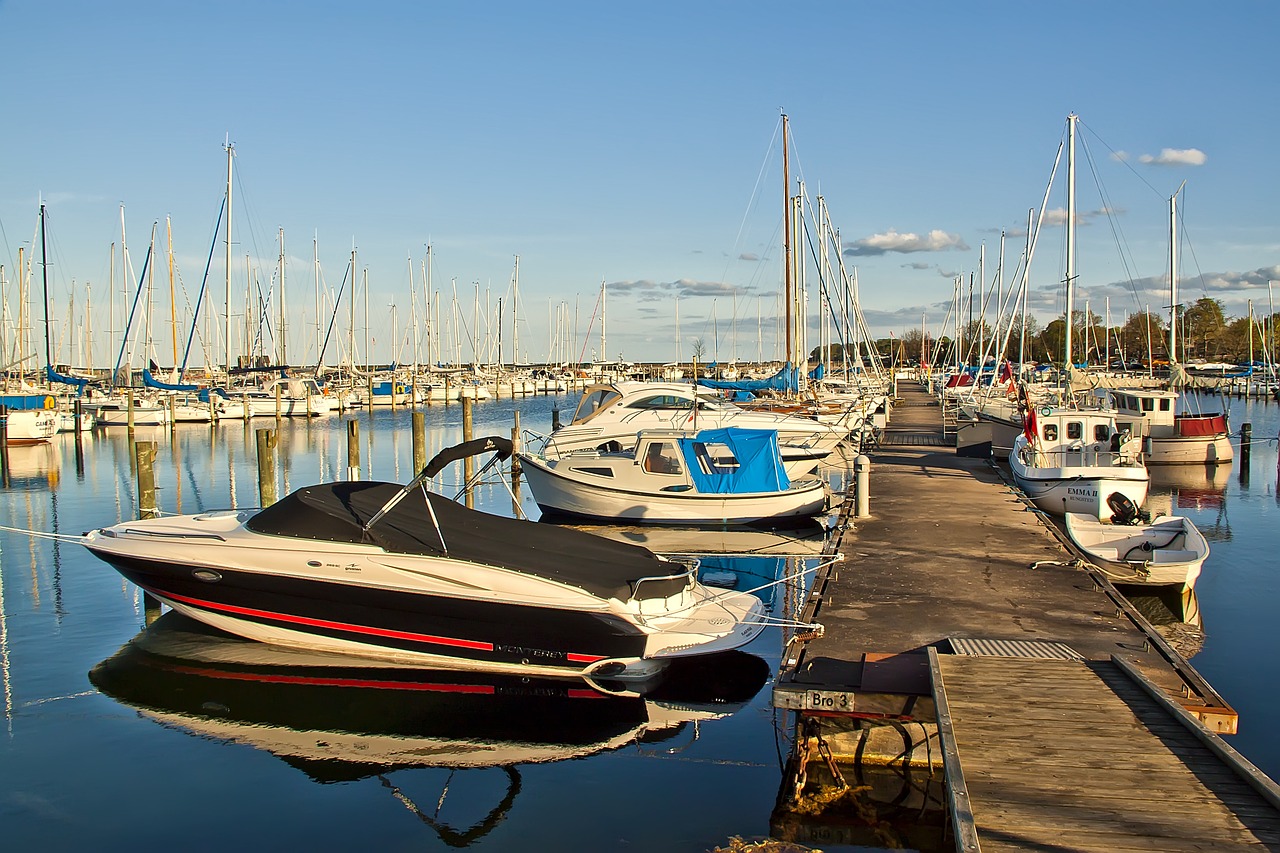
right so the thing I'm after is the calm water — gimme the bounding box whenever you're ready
[1,390,1277,851]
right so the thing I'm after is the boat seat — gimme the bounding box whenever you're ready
[1088,547,1121,561]
[1151,549,1199,564]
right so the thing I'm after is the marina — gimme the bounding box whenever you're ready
[0,382,1278,850]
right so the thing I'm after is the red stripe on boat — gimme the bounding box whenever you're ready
[160,590,493,651]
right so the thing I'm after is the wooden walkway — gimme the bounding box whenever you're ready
[773,380,1280,851]
[934,652,1280,851]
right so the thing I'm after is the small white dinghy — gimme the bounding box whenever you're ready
[1064,511,1209,591]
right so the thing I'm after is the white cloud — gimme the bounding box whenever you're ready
[844,228,969,257]
[1138,148,1207,166]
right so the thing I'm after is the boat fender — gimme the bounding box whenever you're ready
[1107,492,1141,525]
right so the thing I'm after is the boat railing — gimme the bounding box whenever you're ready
[630,564,698,614]
[1035,446,1143,468]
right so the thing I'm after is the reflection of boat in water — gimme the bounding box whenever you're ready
[2,442,61,488]
[1148,464,1230,511]
[88,612,771,776]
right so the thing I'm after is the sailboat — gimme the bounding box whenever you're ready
[1008,115,1150,519]
[1093,190,1233,465]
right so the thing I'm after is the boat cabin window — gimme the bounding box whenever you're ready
[641,442,683,475]
[571,389,621,424]
[626,394,693,411]
[1042,424,1058,441]
[1159,398,1171,411]
[1066,422,1083,441]
[1141,398,1155,412]
[1094,424,1110,442]
[689,441,739,475]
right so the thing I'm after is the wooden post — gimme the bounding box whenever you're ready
[136,439,163,622]
[135,440,158,518]
[462,396,475,496]
[551,408,560,431]
[73,398,83,434]
[412,412,426,473]
[168,394,176,432]
[127,386,136,430]
[256,428,277,506]
[275,383,283,419]
[1241,422,1252,465]
[347,418,361,480]
[511,410,522,473]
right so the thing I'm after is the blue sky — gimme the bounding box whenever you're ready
[3,1,1278,368]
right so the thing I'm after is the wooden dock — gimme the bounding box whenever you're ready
[771,380,1280,851]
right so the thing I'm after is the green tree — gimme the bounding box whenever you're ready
[1180,297,1226,360]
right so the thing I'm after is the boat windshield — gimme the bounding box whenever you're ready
[571,388,622,424]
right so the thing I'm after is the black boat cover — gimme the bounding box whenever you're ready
[246,480,686,601]
[422,435,513,478]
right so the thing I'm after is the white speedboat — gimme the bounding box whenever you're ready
[82,436,768,681]
[1009,405,1149,519]
[1064,512,1208,591]
[519,427,828,525]
[544,381,842,477]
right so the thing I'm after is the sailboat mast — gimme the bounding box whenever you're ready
[168,216,177,375]
[1064,114,1077,373]
[512,255,519,366]
[39,203,52,378]
[1168,190,1179,365]
[224,140,234,377]
[278,227,287,365]
[600,279,606,363]
[782,113,792,366]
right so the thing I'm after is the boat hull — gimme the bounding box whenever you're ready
[1064,512,1207,590]
[1010,445,1149,519]
[520,455,827,525]
[82,495,768,680]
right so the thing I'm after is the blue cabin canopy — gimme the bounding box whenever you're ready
[676,427,790,495]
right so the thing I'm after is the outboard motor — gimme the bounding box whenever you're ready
[1107,492,1140,525]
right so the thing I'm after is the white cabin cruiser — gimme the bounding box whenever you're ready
[519,427,828,525]
[1009,404,1149,519]
[543,381,842,477]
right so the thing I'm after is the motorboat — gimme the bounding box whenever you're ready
[542,381,843,477]
[1094,387,1233,465]
[519,427,828,525]
[89,612,771,774]
[82,436,769,680]
[1009,404,1149,519]
[1064,511,1208,591]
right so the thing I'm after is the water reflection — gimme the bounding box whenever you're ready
[1146,464,1231,542]
[90,612,769,841]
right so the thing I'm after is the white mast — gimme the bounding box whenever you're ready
[1064,113,1078,375]
[224,138,234,377]
[512,255,520,366]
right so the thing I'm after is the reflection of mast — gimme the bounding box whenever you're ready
[1,526,13,735]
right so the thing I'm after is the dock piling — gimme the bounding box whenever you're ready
[346,418,360,480]
[0,405,9,487]
[412,412,426,472]
[256,428,277,506]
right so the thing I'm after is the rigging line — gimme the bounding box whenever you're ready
[719,117,784,285]
[1078,133,1145,310]
[1077,118,1167,202]
[0,525,85,545]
